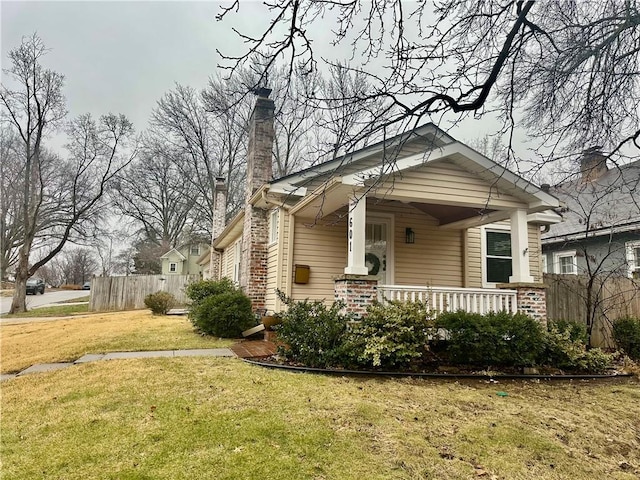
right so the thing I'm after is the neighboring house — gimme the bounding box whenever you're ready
[160,242,209,276]
[206,90,561,321]
[541,150,640,280]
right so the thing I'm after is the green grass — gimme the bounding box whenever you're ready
[2,359,639,479]
[4,303,89,318]
[1,311,232,373]
[57,295,90,303]
[2,314,640,479]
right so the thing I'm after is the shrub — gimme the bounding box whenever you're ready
[613,317,640,360]
[542,323,613,373]
[185,278,236,304]
[346,301,433,368]
[186,279,255,337]
[274,292,353,368]
[435,310,546,367]
[144,291,176,315]
[547,319,588,345]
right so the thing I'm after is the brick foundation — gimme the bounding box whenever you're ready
[499,283,547,325]
[334,275,378,318]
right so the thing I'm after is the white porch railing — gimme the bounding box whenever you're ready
[377,285,518,315]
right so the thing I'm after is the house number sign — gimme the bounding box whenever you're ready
[349,217,353,252]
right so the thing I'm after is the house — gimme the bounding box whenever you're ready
[206,90,561,321]
[160,242,210,276]
[541,150,640,279]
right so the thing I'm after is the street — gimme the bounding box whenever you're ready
[0,290,90,316]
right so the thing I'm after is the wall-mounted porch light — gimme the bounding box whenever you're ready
[405,227,415,244]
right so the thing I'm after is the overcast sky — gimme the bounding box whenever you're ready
[1,1,509,148]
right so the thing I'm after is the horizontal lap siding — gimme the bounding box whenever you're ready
[376,203,464,287]
[376,162,526,209]
[291,216,347,302]
[465,224,543,288]
[466,228,483,288]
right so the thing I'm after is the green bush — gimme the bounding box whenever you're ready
[542,323,613,373]
[346,301,433,368]
[274,292,353,368]
[435,310,546,367]
[186,279,255,337]
[547,319,588,345]
[613,317,640,360]
[185,278,236,304]
[144,291,176,315]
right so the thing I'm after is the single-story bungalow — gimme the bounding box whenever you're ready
[204,91,561,321]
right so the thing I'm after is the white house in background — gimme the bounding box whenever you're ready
[160,242,209,276]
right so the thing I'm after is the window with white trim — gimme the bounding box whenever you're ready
[269,209,279,244]
[190,245,200,255]
[232,240,242,283]
[553,250,577,275]
[626,240,640,279]
[485,229,512,284]
[169,262,177,273]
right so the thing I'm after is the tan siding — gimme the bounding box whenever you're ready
[280,213,290,296]
[265,211,280,312]
[465,223,543,287]
[466,227,483,288]
[375,202,464,287]
[528,223,542,282]
[375,161,526,209]
[291,216,348,302]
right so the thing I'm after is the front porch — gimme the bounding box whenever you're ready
[377,285,518,315]
[334,278,546,322]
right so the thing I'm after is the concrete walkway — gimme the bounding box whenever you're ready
[1,339,278,382]
[1,348,235,382]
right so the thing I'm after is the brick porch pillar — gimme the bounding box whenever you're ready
[498,282,547,325]
[334,274,378,319]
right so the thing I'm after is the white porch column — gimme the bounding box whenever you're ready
[509,208,534,283]
[344,195,369,275]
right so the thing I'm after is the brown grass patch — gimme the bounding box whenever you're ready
[0,311,231,373]
[2,358,639,479]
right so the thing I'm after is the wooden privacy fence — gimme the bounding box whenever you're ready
[544,274,640,348]
[89,275,199,312]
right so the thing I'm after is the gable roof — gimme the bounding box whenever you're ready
[542,159,640,243]
[159,248,186,261]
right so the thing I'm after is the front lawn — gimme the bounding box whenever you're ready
[0,311,231,373]
[2,358,639,479]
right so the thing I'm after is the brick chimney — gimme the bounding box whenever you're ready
[208,177,227,280]
[581,146,608,183]
[240,89,275,312]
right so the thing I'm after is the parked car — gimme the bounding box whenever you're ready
[82,281,91,290]
[26,278,45,295]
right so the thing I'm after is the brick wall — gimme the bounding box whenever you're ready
[241,93,275,312]
[515,286,547,324]
[334,275,378,318]
[209,177,227,280]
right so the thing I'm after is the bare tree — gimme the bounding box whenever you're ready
[0,126,24,280]
[216,1,640,161]
[112,139,202,249]
[56,247,98,285]
[1,34,137,313]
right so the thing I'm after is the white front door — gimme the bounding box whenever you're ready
[365,216,393,284]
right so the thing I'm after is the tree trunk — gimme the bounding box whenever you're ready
[9,249,30,313]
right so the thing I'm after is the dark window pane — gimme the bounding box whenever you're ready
[487,258,512,283]
[487,231,511,257]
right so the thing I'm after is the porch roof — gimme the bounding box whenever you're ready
[288,142,560,228]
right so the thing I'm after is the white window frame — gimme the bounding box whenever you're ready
[480,224,512,287]
[190,245,200,255]
[232,240,242,283]
[553,250,577,275]
[169,262,177,273]
[626,240,640,279]
[269,209,279,245]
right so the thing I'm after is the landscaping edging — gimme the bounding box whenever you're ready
[242,358,634,381]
